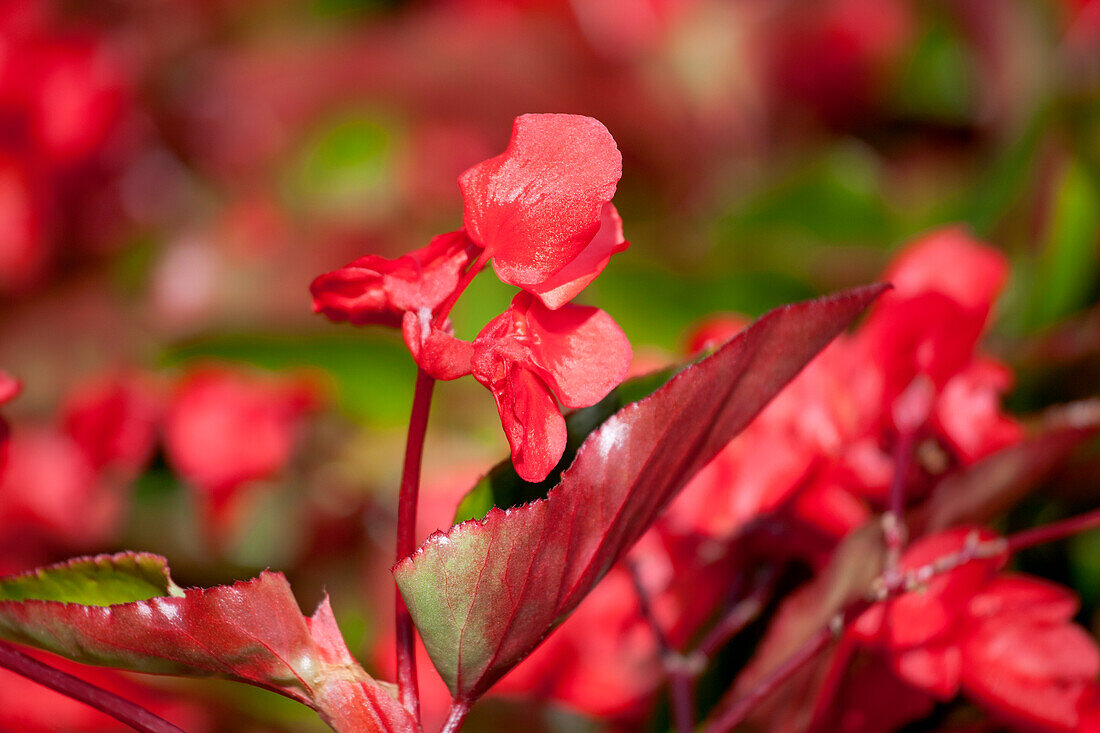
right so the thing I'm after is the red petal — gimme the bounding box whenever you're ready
[891,643,962,700]
[310,261,394,326]
[460,114,621,292]
[884,226,1008,317]
[522,203,629,309]
[489,366,567,483]
[961,616,1097,731]
[520,294,632,408]
[310,230,471,327]
[967,574,1079,623]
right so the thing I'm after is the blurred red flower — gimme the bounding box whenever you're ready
[164,366,317,533]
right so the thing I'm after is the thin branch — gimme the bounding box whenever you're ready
[705,627,833,733]
[694,568,775,660]
[627,559,693,733]
[884,375,933,572]
[0,641,184,733]
[1006,506,1100,554]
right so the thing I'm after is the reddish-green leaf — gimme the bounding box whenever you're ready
[0,553,414,733]
[393,285,886,703]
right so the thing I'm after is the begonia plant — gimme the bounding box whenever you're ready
[0,112,1098,733]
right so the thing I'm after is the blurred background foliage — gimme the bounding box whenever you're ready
[1,0,1099,730]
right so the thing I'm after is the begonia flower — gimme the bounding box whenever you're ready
[845,528,1100,732]
[0,370,20,468]
[459,113,629,309]
[0,426,120,547]
[164,367,317,531]
[470,292,632,482]
[310,230,474,327]
[61,372,161,476]
[864,226,1009,408]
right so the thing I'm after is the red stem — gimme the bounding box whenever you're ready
[394,369,436,724]
[393,250,488,724]
[627,559,693,733]
[440,699,471,733]
[1007,506,1100,554]
[694,569,775,660]
[806,632,855,732]
[706,627,833,733]
[0,641,184,733]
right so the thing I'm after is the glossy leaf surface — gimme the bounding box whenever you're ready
[394,285,886,702]
[0,553,414,733]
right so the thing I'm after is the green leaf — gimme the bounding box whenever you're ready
[1024,158,1100,329]
[0,553,182,606]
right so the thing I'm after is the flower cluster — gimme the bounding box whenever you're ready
[844,528,1099,732]
[0,365,316,572]
[311,114,633,482]
[0,1,131,294]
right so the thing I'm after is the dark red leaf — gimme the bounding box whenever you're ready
[393,285,886,703]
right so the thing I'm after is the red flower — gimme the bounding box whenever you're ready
[470,292,632,482]
[459,113,629,309]
[61,372,160,477]
[0,426,120,548]
[164,367,317,530]
[0,370,21,470]
[863,226,1009,411]
[847,529,1099,732]
[310,230,474,327]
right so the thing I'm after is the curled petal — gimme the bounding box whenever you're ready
[460,114,622,299]
[471,293,631,481]
[491,366,567,484]
[310,230,473,327]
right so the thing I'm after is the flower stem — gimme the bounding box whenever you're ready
[694,568,775,660]
[395,247,487,725]
[627,559,693,733]
[706,627,833,733]
[395,368,437,724]
[0,641,184,733]
[441,699,471,733]
[1007,506,1100,554]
